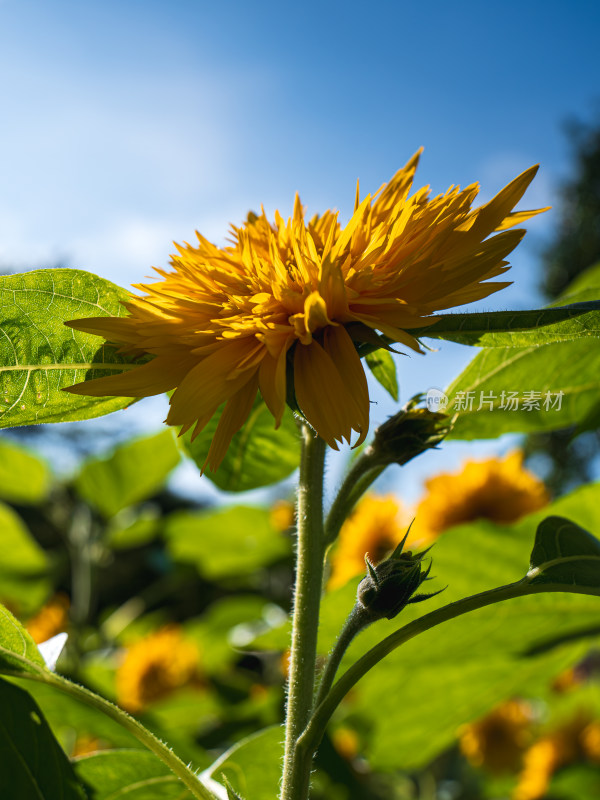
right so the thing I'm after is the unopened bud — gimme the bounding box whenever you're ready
[368,395,453,467]
[356,527,443,621]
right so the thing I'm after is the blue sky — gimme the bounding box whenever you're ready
[1,0,599,501]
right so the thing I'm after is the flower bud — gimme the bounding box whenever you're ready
[356,527,442,621]
[368,395,454,467]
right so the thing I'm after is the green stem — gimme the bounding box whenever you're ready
[314,606,370,709]
[297,579,600,766]
[280,423,327,800]
[4,660,216,800]
[324,448,383,546]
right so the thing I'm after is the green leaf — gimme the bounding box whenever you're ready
[528,515,600,587]
[553,260,600,304]
[412,301,600,347]
[0,501,51,617]
[311,483,600,771]
[0,437,50,504]
[74,430,181,518]
[207,726,283,800]
[445,336,600,439]
[164,506,290,580]
[365,350,399,400]
[0,603,45,674]
[0,268,145,429]
[0,502,48,574]
[74,749,196,799]
[182,395,300,492]
[0,678,86,798]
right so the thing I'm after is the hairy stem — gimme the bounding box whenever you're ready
[280,423,327,800]
[324,449,383,546]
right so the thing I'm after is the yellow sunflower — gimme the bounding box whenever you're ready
[66,152,544,470]
[514,712,600,800]
[116,625,200,713]
[408,451,550,546]
[26,593,70,645]
[459,699,534,774]
[328,494,408,590]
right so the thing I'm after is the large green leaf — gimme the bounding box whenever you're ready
[412,301,600,347]
[0,603,45,674]
[74,749,195,799]
[328,486,600,771]
[0,437,50,504]
[0,678,86,799]
[183,396,300,492]
[445,336,600,439]
[74,430,181,518]
[164,506,290,580]
[207,726,283,800]
[365,350,399,400]
[0,269,144,428]
[257,484,600,773]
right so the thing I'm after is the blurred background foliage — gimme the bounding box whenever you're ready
[1,117,600,800]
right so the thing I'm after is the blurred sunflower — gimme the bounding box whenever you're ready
[408,451,550,546]
[514,712,600,800]
[26,593,70,644]
[328,494,408,589]
[459,699,534,774]
[116,625,200,713]
[66,153,545,469]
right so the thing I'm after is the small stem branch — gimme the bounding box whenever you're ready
[315,606,369,708]
[325,449,383,546]
[298,580,600,761]
[7,665,216,800]
[280,423,327,800]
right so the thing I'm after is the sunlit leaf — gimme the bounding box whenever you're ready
[0,269,145,428]
[0,678,86,798]
[445,336,600,439]
[207,726,283,800]
[74,430,180,518]
[74,749,196,799]
[0,505,51,616]
[310,483,600,771]
[0,603,45,674]
[164,506,290,579]
[365,350,399,400]
[0,437,50,504]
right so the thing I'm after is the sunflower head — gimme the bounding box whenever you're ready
[408,451,550,546]
[116,625,200,713]
[65,153,546,469]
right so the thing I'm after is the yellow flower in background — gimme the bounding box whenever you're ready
[116,625,200,713]
[269,499,295,532]
[66,153,545,470]
[408,451,550,546]
[26,593,70,644]
[328,494,408,589]
[459,699,534,774]
[513,712,598,800]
